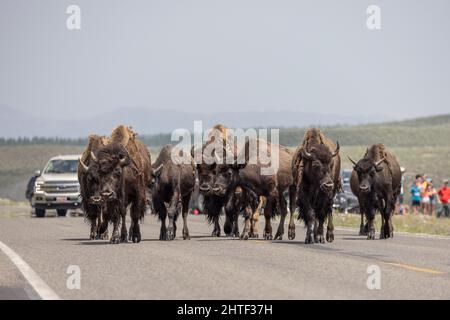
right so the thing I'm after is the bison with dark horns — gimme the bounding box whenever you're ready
[349,144,401,240]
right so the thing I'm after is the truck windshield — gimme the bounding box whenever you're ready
[44,160,79,174]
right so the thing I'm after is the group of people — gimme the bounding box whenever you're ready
[408,175,450,217]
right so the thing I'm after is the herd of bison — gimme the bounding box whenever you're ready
[77,124,401,244]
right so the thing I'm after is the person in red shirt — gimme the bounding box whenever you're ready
[438,180,450,218]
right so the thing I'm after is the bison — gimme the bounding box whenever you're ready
[211,138,296,241]
[151,144,195,240]
[78,134,109,239]
[348,144,401,240]
[191,124,246,237]
[292,128,341,244]
[87,125,153,244]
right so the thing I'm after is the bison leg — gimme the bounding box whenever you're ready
[381,191,394,239]
[274,196,288,240]
[98,211,109,240]
[326,211,335,243]
[359,211,366,236]
[304,213,315,244]
[288,186,296,240]
[181,194,190,240]
[366,205,376,240]
[240,206,253,240]
[166,190,180,241]
[89,214,97,240]
[263,200,273,240]
[130,200,143,243]
[250,197,265,238]
[211,214,221,237]
[109,208,122,244]
[120,210,128,243]
[315,217,325,243]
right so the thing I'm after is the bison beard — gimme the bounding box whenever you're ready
[349,144,401,240]
[292,128,341,244]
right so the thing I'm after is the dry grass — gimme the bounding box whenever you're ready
[333,212,450,237]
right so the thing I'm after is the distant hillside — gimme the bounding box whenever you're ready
[2,114,450,148]
[0,105,389,138]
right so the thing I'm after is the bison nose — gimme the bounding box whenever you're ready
[90,196,102,204]
[101,190,114,199]
[199,184,211,192]
[359,185,370,193]
[212,186,225,195]
[321,182,334,192]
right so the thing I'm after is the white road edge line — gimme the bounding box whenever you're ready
[0,241,61,300]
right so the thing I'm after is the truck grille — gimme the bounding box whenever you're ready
[41,181,79,194]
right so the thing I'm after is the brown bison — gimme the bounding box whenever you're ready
[78,134,109,239]
[349,144,401,239]
[151,144,195,240]
[212,138,296,241]
[192,124,246,237]
[88,125,153,244]
[292,128,341,244]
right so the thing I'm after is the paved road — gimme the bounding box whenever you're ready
[0,212,449,300]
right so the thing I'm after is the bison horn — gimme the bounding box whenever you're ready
[347,156,357,166]
[301,148,313,160]
[153,163,163,175]
[79,158,89,172]
[374,157,386,168]
[332,141,340,158]
[90,151,98,163]
[119,157,129,167]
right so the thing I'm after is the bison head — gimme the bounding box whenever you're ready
[212,161,246,197]
[78,155,102,205]
[301,142,339,195]
[348,156,385,194]
[93,143,131,202]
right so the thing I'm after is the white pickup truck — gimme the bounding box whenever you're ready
[32,155,81,217]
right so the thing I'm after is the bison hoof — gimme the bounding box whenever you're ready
[305,234,315,244]
[288,232,295,240]
[274,233,283,241]
[240,232,250,240]
[89,233,96,240]
[211,231,221,237]
[183,234,190,240]
[326,232,334,243]
[367,232,376,240]
[110,236,120,244]
[132,234,141,243]
[100,232,109,240]
[264,234,273,240]
[249,233,259,239]
[120,234,128,243]
[166,230,175,241]
[314,235,325,243]
[359,228,367,236]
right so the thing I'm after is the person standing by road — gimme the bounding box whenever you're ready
[411,180,422,215]
[427,180,438,216]
[437,180,450,218]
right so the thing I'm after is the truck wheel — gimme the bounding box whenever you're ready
[35,209,46,218]
[57,209,67,217]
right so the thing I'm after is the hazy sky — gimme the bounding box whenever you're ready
[0,0,449,120]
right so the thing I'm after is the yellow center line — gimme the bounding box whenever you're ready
[383,262,445,275]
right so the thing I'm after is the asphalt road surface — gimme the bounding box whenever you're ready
[1,211,449,300]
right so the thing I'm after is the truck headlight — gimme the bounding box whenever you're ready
[35,181,44,192]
